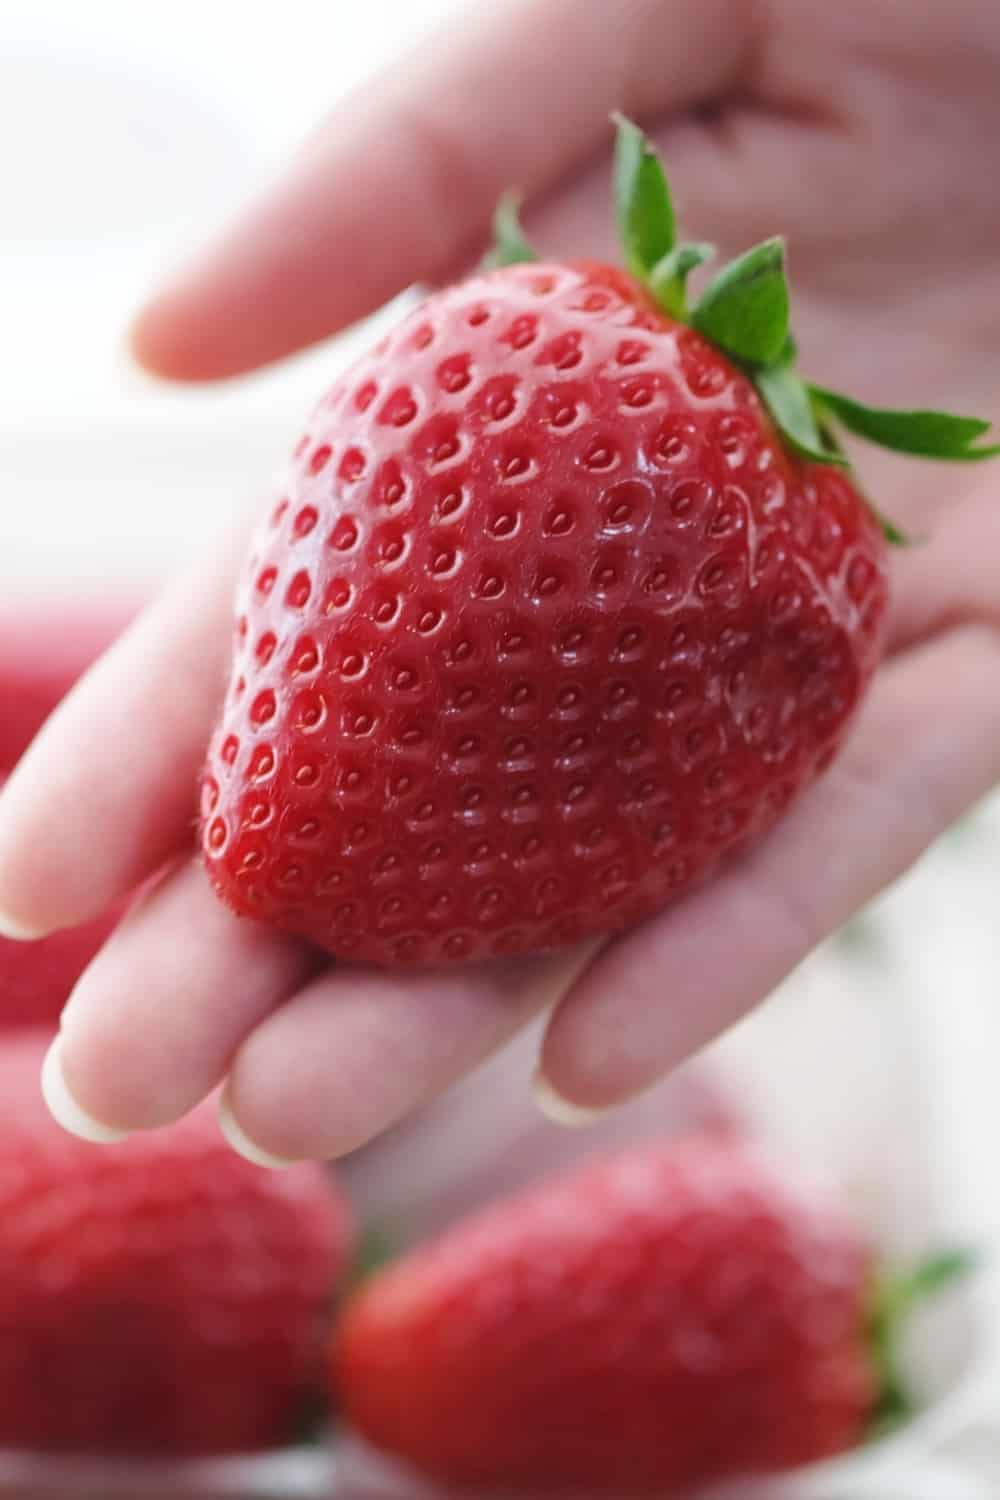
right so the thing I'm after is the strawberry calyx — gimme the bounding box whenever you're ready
[484,191,537,270]
[866,1246,978,1439]
[488,115,999,542]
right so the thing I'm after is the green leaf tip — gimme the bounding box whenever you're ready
[481,116,1000,494]
[347,1222,398,1290]
[887,1246,980,1308]
[649,242,716,320]
[867,1244,980,1441]
[483,191,537,269]
[754,359,846,468]
[612,113,676,279]
[693,236,790,367]
[811,387,1000,463]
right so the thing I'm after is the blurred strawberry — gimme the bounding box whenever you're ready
[0,605,135,773]
[0,1031,351,1457]
[336,1136,966,1494]
[0,606,135,1028]
[0,888,118,1029]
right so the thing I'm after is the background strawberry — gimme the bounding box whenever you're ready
[0,871,119,1030]
[202,120,995,966]
[0,606,135,774]
[335,1136,966,1494]
[0,608,135,1029]
[0,1030,351,1457]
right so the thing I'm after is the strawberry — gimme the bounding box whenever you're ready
[335,1137,967,1494]
[0,1030,351,1457]
[202,118,997,967]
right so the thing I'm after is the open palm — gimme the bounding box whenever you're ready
[1,0,998,1164]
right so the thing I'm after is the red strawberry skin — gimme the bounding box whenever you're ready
[335,1138,875,1493]
[202,263,889,966]
[0,1031,351,1457]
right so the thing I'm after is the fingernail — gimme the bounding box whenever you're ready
[0,907,42,942]
[41,1035,130,1145]
[218,1091,296,1170]
[532,1071,607,1128]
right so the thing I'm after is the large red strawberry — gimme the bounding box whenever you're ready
[0,1030,351,1456]
[335,1136,966,1494]
[202,118,997,967]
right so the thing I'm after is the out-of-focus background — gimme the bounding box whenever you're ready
[2,0,459,600]
[4,2,1000,1494]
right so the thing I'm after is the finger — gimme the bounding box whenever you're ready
[888,474,1000,654]
[539,624,1000,1110]
[219,945,594,1164]
[50,858,315,1135]
[131,0,748,380]
[342,1022,741,1243]
[0,532,241,938]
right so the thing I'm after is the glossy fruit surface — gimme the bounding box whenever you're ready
[203,262,888,966]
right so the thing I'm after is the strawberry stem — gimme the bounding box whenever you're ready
[692,237,790,366]
[649,242,716,320]
[613,111,677,279]
[484,192,537,269]
[866,1247,978,1440]
[347,1223,398,1289]
[486,114,1000,541]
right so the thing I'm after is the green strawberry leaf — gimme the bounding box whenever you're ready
[613,113,676,279]
[484,191,537,269]
[486,115,1000,525]
[810,386,1000,461]
[348,1222,397,1288]
[867,1246,979,1440]
[692,237,790,366]
[649,241,716,320]
[869,507,912,547]
[754,360,847,467]
[886,1247,980,1307]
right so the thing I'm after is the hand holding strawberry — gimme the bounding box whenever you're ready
[199,116,990,967]
[0,0,999,1162]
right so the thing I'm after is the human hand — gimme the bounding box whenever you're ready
[1,0,998,1160]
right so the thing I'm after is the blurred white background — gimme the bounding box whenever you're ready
[4,4,1000,1490]
[1,0,459,599]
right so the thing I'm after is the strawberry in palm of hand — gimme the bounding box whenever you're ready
[335,1136,966,1494]
[0,1031,351,1457]
[202,118,997,967]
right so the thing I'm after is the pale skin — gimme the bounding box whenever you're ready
[1,0,999,1167]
